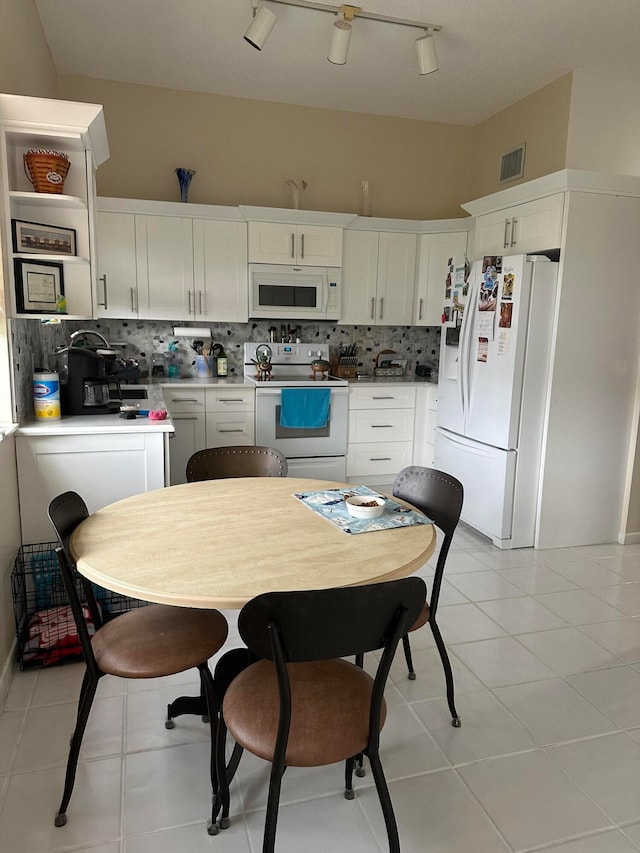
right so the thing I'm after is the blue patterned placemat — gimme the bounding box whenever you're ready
[293,485,431,535]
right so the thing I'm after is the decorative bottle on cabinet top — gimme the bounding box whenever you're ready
[175,168,196,203]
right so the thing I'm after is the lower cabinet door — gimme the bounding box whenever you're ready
[347,442,413,478]
[169,413,206,485]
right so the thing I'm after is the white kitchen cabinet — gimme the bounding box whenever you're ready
[413,385,438,467]
[248,222,343,266]
[193,219,248,322]
[95,211,139,318]
[340,230,417,325]
[347,384,416,491]
[0,95,109,320]
[163,387,206,486]
[471,193,564,259]
[135,215,194,320]
[205,386,255,447]
[16,431,167,543]
[414,231,468,326]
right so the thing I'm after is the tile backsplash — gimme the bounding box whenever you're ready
[10,318,440,422]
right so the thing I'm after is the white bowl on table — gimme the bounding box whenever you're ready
[345,495,386,519]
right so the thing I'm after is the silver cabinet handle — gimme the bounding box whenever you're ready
[371,424,394,428]
[291,232,295,259]
[370,297,375,320]
[372,395,395,400]
[171,397,199,403]
[198,290,204,316]
[97,274,107,308]
[379,297,384,320]
[510,217,518,247]
[188,290,193,315]
[218,428,244,433]
[370,457,392,461]
[219,398,246,403]
[418,297,423,321]
[503,218,511,249]
[130,287,136,313]
[300,233,305,259]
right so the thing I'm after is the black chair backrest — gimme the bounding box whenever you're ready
[392,466,464,612]
[238,578,426,663]
[186,445,288,482]
[48,491,103,675]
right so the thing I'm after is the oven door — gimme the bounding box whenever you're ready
[255,386,348,457]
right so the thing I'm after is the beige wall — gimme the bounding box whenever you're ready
[467,74,572,202]
[57,76,475,221]
[567,71,640,175]
[0,0,57,98]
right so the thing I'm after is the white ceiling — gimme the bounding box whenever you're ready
[35,0,640,125]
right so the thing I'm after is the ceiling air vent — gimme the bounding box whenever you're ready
[499,144,526,183]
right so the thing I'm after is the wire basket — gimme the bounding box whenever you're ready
[11,542,147,670]
[23,149,70,194]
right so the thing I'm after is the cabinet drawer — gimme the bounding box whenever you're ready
[349,385,416,410]
[347,442,413,477]
[163,388,205,413]
[205,387,255,411]
[205,412,255,446]
[349,409,415,443]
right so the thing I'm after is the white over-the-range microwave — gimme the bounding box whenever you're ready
[248,263,341,321]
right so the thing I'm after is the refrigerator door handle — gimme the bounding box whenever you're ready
[458,270,476,420]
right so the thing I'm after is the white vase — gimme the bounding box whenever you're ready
[286,179,308,209]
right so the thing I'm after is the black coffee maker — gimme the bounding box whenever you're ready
[60,348,122,415]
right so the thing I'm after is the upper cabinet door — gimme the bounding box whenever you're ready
[95,211,139,319]
[297,224,343,266]
[414,231,468,327]
[340,230,379,324]
[472,194,564,259]
[375,232,417,325]
[193,219,248,322]
[248,222,342,266]
[136,215,194,320]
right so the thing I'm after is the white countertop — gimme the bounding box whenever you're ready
[17,385,175,436]
[347,374,438,387]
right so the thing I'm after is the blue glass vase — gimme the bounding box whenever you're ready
[175,168,196,203]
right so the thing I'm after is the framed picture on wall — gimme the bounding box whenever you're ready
[14,259,65,314]
[11,219,77,256]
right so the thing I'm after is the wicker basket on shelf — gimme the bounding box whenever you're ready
[23,149,70,194]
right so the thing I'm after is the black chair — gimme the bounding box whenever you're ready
[186,445,288,481]
[212,577,426,852]
[47,491,229,831]
[392,466,464,727]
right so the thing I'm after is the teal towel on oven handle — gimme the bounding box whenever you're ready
[280,387,331,429]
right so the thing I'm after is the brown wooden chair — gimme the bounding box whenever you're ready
[392,466,464,727]
[47,491,229,832]
[212,578,426,851]
[186,445,288,481]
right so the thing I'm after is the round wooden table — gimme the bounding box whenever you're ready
[71,477,436,609]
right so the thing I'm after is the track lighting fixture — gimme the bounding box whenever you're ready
[243,0,442,75]
[327,6,358,66]
[416,29,438,75]
[244,1,278,50]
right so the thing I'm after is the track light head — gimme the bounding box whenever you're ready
[244,4,277,50]
[416,30,438,75]
[328,17,352,65]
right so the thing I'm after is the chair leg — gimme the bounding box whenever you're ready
[263,763,286,853]
[198,663,220,836]
[344,756,355,800]
[402,633,416,680]
[367,749,400,853]
[430,618,461,727]
[55,668,98,827]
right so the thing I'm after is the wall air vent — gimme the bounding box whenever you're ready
[499,144,526,183]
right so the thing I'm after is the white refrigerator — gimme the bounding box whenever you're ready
[434,254,558,549]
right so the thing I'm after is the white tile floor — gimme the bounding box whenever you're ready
[4,525,640,851]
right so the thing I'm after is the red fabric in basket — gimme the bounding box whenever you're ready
[23,604,97,666]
